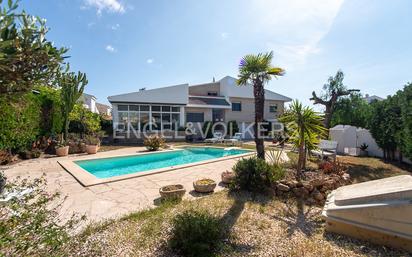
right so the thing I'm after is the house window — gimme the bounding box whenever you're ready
[117,112,128,131]
[269,105,278,113]
[207,91,218,96]
[115,104,181,132]
[118,105,128,111]
[129,105,139,111]
[140,105,150,111]
[232,102,242,112]
[186,112,204,122]
[152,105,161,112]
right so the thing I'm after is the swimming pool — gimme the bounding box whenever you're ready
[73,147,250,180]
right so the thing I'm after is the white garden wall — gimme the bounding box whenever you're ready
[329,125,383,157]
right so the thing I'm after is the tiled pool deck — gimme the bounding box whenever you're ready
[2,147,261,223]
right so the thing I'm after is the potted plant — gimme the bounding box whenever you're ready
[359,143,369,157]
[159,184,186,200]
[193,178,217,193]
[0,172,6,194]
[55,141,69,157]
[85,135,100,154]
[221,170,235,184]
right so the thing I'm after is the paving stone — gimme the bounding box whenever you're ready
[3,146,242,223]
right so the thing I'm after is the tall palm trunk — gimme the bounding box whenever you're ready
[253,79,265,159]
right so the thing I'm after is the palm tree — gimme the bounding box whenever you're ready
[279,100,326,179]
[237,51,285,159]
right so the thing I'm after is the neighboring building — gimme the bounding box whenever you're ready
[78,93,112,117]
[78,93,99,114]
[108,76,292,138]
[96,102,112,117]
[363,94,384,103]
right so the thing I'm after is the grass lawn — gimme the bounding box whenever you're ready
[65,190,409,257]
[338,155,412,183]
[55,145,410,256]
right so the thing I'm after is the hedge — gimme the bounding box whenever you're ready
[0,94,41,152]
[0,86,64,152]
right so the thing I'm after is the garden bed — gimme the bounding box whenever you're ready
[62,190,408,257]
[274,168,351,205]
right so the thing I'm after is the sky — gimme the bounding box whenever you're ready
[20,0,412,107]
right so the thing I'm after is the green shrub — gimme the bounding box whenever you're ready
[227,120,239,136]
[0,86,64,153]
[231,157,285,192]
[0,176,84,256]
[0,94,41,152]
[69,104,101,135]
[35,86,63,135]
[144,136,165,151]
[100,117,113,135]
[169,210,224,257]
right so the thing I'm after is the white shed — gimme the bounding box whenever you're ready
[329,125,384,157]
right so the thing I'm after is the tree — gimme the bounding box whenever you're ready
[60,69,88,141]
[69,104,101,137]
[310,70,359,128]
[237,51,285,159]
[0,0,67,95]
[369,96,402,160]
[369,83,412,161]
[398,83,412,160]
[279,100,326,179]
[330,93,373,128]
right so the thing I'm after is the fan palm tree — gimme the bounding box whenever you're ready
[279,100,326,179]
[237,51,285,159]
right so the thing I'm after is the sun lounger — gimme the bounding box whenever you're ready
[311,140,338,161]
[224,133,243,146]
[204,132,224,143]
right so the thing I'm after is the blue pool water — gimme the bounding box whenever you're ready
[75,147,250,179]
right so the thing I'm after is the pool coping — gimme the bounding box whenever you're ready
[58,145,255,187]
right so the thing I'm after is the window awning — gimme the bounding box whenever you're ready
[187,96,231,109]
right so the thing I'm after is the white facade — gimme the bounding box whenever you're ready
[78,93,99,114]
[108,76,292,136]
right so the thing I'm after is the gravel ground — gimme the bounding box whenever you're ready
[63,190,411,257]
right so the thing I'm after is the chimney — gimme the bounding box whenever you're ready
[212,77,215,83]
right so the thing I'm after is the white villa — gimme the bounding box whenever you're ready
[108,76,291,139]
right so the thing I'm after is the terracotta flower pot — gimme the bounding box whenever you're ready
[55,146,69,157]
[86,145,99,154]
[221,171,235,184]
[159,184,186,200]
[193,179,217,193]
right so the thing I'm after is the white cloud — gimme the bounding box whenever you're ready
[146,58,154,64]
[249,0,344,69]
[110,23,120,30]
[220,32,228,40]
[83,0,125,15]
[105,45,116,53]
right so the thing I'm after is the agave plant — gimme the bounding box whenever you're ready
[266,148,284,167]
[279,100,326,179]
